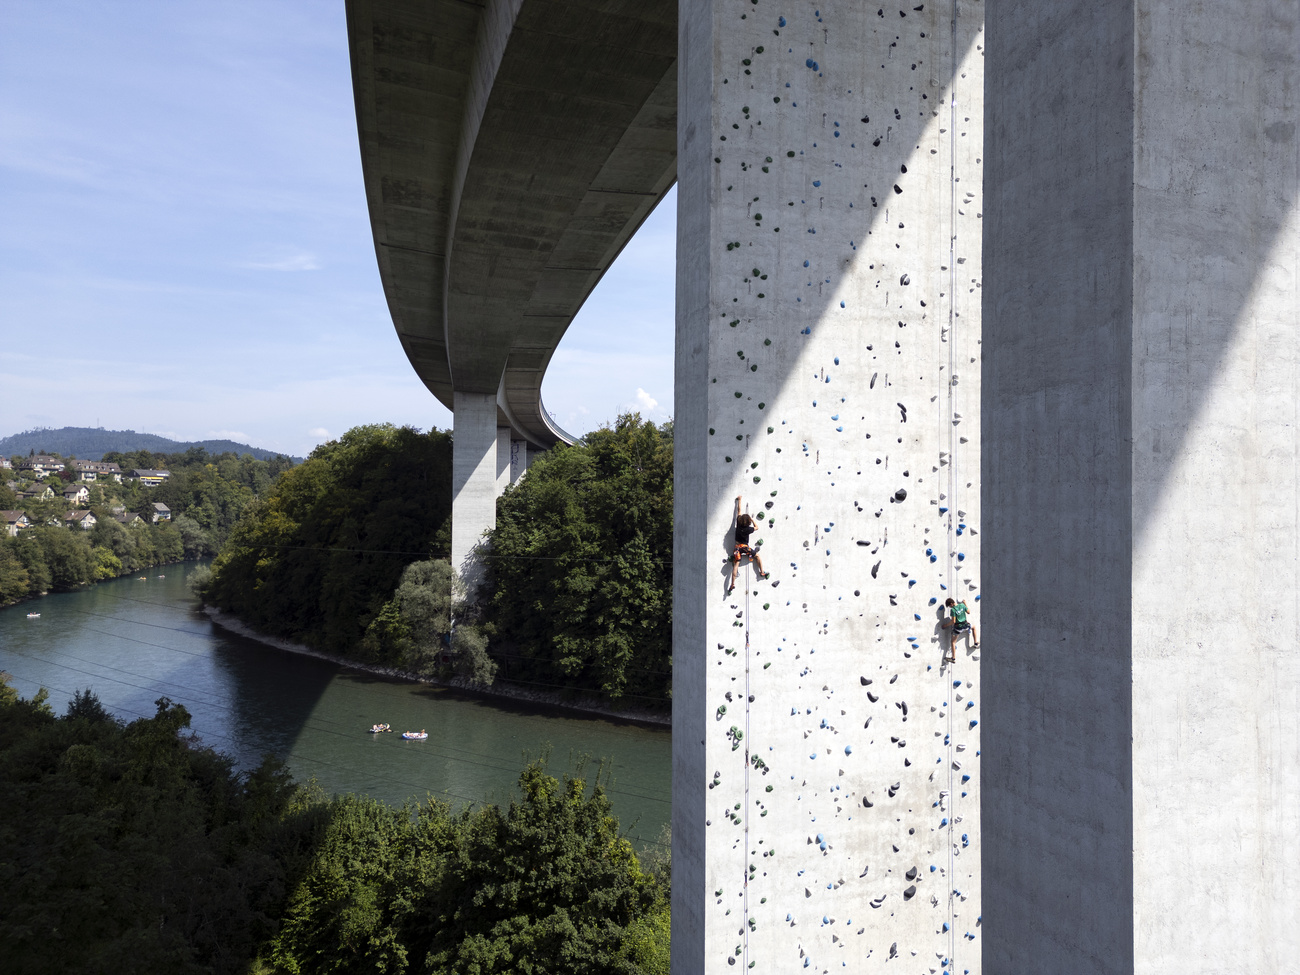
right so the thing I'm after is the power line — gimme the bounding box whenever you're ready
[1,637,671,807]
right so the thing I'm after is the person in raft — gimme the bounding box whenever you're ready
[941,597,979,661]
[728,495,770,592]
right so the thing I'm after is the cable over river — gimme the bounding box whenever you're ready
[0,563,671,848]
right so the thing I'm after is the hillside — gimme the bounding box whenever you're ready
[0,426,300,463]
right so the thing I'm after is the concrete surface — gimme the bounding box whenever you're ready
[673,2,985,971]
[451,391,498,593]
[983,1,1300,971]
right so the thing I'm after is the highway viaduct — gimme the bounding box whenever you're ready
[346,1,1299,971]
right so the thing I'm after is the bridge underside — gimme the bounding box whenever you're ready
[348,0,677,450]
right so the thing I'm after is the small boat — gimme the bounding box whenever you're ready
[401,731,428,741]
[368,723,392,734]
[26,612,40,619]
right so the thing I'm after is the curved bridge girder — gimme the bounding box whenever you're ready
[347,0,677,447]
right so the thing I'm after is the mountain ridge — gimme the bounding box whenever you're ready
[0,426,301,463]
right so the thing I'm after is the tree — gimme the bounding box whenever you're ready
[172,513,212,558]
[208,425,454,657]
[482,414,673,704]
[0,543,31,604]
[29,526,94,590]
[91,545,122,580]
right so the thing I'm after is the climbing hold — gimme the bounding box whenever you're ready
[893,488,907,502]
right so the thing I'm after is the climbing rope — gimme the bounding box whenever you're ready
[944,5,961,968]
[742,558,753,971]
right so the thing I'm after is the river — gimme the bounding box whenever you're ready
[0,564,671,848]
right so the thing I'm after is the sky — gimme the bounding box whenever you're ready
[0,1,675,458]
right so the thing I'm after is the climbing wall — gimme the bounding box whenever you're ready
[673,1,984,972]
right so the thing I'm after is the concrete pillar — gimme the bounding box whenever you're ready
[673,2,984,972]
[451,392,498,593]
[509,439,530,485]
[495,426,511,496]
[983,2,1300,971]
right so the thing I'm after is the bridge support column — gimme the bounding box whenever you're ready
[451,392,498,595]
[983,2,1300,971]
[673,2,984,972]
[509,439,530,485]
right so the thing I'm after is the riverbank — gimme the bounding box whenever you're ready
[201,606,671,729]
[0,557,190,611]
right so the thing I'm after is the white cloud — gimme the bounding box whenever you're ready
[206,429,251,442]
[635,388,659,413]
[240,251,320,271]
[308,427,329,438]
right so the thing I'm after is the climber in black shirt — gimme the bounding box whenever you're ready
[728,494,770,592]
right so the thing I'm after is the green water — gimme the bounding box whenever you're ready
[0,565,671,847]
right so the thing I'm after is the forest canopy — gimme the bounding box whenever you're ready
[0,676,669,975]
[205,424,455,658]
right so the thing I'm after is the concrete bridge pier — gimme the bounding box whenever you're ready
[451,392,501,596]
[452,392,536,598]
[983,1,1300,971]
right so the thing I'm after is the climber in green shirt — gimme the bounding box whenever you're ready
[941,597,978,662]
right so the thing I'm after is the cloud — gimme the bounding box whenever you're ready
[635,388,659,413]
[307,427,329,439]
[240,251,320,271]
[205,429,251,441]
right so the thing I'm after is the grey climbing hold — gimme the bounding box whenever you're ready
[893,488,907,502]
[903,885,917,900]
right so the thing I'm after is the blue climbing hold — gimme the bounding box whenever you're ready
[914,614,921,620]
[969,719,978,728]
[930,865,937,872]
[840,300,845,307]
[833,356,839,364]
[778,15,786,25]
[812,180,821,187]
[844,745,852,755]
[803,260,809,267]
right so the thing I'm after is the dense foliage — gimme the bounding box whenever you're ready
[0,678,320,975]
[0,523,185,603]
[0,676,669,975]
[206,425,454,659]
[265,761,669,975]
[481,415,673,704]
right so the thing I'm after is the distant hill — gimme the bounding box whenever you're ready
[0,427,301,463]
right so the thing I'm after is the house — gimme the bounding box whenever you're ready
[1,510,30,537]
[17,454,64,475]
[114,511,146,528]
[132,469,171,487]
[63,485,90,505]
[20,485,55,501]
[0,457,11,470]
[65,510,97,530]
[152,502,171,523]
[71,460,123,483]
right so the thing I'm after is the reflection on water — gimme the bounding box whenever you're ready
[0,565,671,847]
